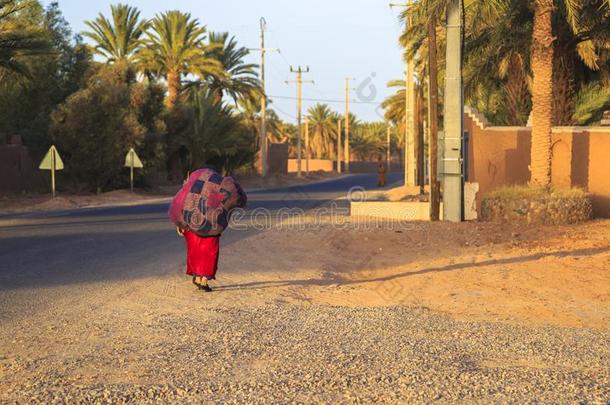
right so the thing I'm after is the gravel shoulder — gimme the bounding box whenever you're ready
[1,218,609,402]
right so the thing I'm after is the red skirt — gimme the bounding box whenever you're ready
[184,230,220,280]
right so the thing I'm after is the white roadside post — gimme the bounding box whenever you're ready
[124,148,144,193]
[39,145,64,198]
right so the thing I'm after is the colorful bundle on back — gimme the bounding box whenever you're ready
[168,168,247,236]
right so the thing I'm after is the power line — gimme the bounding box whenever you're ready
[269,104,297,120]
[268,95,381,105]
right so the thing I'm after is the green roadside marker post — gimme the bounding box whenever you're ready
[39,145,64,198]
[124,148,143,192]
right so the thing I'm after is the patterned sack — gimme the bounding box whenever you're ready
[168,168,247,236]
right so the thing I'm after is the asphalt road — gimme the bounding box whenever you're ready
[0,172,402,298]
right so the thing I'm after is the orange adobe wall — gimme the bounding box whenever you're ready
[464,107,610,218]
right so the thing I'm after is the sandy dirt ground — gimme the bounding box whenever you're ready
[1,216,609,402]
[212,217,610,329]
[0,172,339,215]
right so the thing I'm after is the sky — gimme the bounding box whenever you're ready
[46,0,406,123]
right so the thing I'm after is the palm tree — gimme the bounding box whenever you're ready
[264,109,285,143]
[351,122,385,161]
[0,0,50,81]
[393,0,610,194]
[427,13,441,220]
[398,0,453,219]
[206,31,261,105]
[306,103,337,159]
[237,98,285,148]
[398,1,442,219]
[529,0,554,186]
[464,0,532,125]
[382,79,407,128]
[82,4,149,63]
[552,1,610,124]
[528,0,610,185]
[572,82,610,124]
[179,88,254,173]
[139,10,223,110]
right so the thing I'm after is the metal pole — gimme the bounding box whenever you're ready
[130,151,134,193]
[260,18,268,177]
[337,120,342,173]
[51,148,56,198]
[442,0,464,222]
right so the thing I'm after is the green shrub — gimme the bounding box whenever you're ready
[50,64,164,191]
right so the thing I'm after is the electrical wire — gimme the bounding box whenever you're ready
[269,95,381,105]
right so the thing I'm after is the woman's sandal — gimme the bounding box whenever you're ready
[192,276,201,287]
[192,276,212,292]
[199,284,212,292]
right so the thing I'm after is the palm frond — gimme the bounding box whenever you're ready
[82,3,148,63]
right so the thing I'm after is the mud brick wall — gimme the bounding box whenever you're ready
[465,107,610,218]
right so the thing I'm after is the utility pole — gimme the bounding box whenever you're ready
[305,118,310,175]
[442,0,464,222]
[428,16,441,221]
[337,120,342,173]
[250,18,279,177]
[387,126,392,172]
[390,1,417,187]
[286,66,313,177]
[345,77,355,173]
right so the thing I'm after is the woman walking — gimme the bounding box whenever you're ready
[169,167,247,292]
[176,226,219,291]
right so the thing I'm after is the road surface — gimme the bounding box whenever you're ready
[0,172,402,306]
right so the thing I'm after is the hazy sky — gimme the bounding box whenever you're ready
[47,0,406,122]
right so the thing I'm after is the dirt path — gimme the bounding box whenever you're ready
[212,218,610,329]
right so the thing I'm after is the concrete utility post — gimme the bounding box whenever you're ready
[305,119,310,175]
[337,120,342,173]
[442,0,464,222]
[260,18,267,177]
[286,66,313,178]
[250,17,279,177]
[344,77,355,173]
